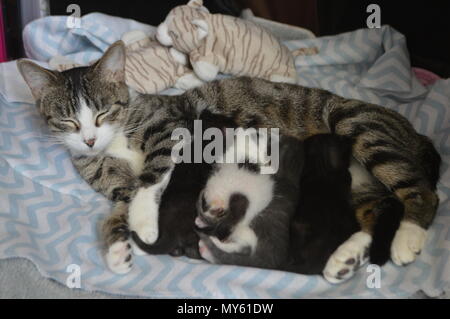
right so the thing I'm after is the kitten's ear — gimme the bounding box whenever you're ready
[16,59,61,101]
[91,40,125,83]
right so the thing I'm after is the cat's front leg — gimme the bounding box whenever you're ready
[128,167,173,244]
[102,202,133,274]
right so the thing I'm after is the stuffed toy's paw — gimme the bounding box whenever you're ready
[48,55,82,71]
[122,30,203,93]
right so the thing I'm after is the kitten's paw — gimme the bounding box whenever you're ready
[210,236,224,247]
[130,240,147,256]
[192,61,219,82]
[199,239,215,263]
[391,221,427,266]
[105,241,133,274]
[323,231,372,284]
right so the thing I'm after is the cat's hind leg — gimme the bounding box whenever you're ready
[102,202,133,274]
[333,111,440,266]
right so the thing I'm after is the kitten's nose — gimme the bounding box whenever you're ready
[84,138,96,148]
[210,207,225,217]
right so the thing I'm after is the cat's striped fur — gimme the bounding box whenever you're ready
[184,77,441,269]
[17,41,441,276]
[185,78,441,231]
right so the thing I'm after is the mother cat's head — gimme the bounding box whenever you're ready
[17,41,128,156]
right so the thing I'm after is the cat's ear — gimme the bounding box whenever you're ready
[191,19,209,40]
[91,40,126,83]
[16,59,61,101]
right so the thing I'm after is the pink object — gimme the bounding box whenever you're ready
[412,67,441,87]
[0,0,7,62]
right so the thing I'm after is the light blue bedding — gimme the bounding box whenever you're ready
[0,15,449,298]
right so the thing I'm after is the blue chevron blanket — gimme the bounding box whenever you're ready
[1,22,449,298]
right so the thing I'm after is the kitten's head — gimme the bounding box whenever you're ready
[195,163,274,230]
[303,134,352,174]
[17,41,129,156]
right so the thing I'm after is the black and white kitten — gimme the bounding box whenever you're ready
[196,135,303,270]
[197,134,403,282]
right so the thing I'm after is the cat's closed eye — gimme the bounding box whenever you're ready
[95,111,109,127]
[61,119,80,131]
[95,104,121,126]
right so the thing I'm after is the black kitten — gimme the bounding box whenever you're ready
[284,134,360,274]
[131,112,236,258]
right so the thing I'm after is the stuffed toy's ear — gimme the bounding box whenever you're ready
[91,40,126,83]
[156,20,173,46]
[187,0,203,7]
[187,0,209,13]
[16,59,61,101]
[192,19,209,40]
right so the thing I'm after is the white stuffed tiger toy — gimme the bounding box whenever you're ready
[156,0,298,84]
[49,31,204,94]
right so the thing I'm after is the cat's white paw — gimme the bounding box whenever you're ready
[105,241,133,274]
[130,240,147,256]
[128,187,159,245]
[192,61,219,82]
[391,221,427,266]
[323,231,372,284]
[199,239,215,263]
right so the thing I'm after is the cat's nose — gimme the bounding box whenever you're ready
[84,138,96,148]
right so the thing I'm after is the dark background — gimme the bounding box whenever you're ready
[28,0,450,78]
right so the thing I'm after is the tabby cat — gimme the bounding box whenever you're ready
[17,41,441,282]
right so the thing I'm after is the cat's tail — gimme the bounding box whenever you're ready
[369,197,404,265]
